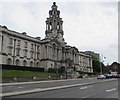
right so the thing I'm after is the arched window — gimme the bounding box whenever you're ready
[7,58,12,65]
[16,59,20,66]
[30,61,33,67]
[36,62,39,67]
[23,60,27,66]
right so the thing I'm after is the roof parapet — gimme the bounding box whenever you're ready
[22,32,27,35]
[35,37,41,40]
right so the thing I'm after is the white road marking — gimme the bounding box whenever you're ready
[106,88,116,92]
[80,85,93,89]
[18,87,23,89]
[80,86,87,89]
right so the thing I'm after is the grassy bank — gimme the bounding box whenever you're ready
[1,70,60,77]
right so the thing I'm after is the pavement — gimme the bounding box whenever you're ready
[1,78,84,87]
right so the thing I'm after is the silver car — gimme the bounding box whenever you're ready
[97,75,106,79]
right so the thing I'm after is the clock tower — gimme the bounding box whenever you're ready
[45,2,65,43]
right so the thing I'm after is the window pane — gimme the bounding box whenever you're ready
[17,40,21,46]
[8,47,12,55]
[9,38,13,45]
[24,42,27,48]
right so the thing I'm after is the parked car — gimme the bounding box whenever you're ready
[112,74,120,78]
[104,74,112,79]
[97,75,106,79]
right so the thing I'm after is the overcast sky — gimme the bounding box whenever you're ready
[0,0,119,65]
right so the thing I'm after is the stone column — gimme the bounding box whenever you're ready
[2,35,7,54]
[46,46,48,59]
[65,52,67,59]
[57,49,58,60]
[50,47,52,60]
[49,46,51,59]
[69,52,71,59]
[55,47,57,60]
[58,49,60,60]
[44,46,47,59]
[88,58,89,68]
[60,49,62,60]
[49,47,51,59]
[70,52,72,60]
[73,54,75,64]
[40,45,42,59]
[56,48,58,61]
[63,52,65,60]
[67,52,69,59]
[42,45,44,59]
[76,54,78,65]
[47,46,49,59]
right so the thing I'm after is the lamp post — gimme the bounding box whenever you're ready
[100,54,106,75]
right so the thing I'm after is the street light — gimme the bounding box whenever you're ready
[100,54,106,75]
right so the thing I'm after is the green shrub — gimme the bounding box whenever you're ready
[1,70,60,77]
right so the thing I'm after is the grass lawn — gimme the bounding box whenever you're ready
[1,70,60,77]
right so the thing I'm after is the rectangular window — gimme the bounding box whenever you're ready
[9,38,13,45]
[31,44,33,49]
[17,40,21,46]
[31,51,34,58]
[8,47,12,55]
[37,46,39,52]
[16,49,20,56]
[37,52,39,59]
[24,42,27,48]
[24,50,27,57]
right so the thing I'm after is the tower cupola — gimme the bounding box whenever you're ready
[51,2,58,10]
[45,2,65,43]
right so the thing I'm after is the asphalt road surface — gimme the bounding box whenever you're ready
[2,78,119,98]
[2,78,108,93]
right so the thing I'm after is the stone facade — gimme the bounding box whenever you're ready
[0,2,93,73]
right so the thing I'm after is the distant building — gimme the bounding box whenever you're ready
[81,51,100,60]
[0,2,93,73]
[109,62,120,73]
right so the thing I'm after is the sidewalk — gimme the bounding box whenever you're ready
[106,93,118,98]
[1,78,88,87]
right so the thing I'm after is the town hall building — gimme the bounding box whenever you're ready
[0,2,93,73]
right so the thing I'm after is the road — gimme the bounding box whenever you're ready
[2,78,119,98]
[2,78,101,93]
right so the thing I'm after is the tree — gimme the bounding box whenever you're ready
[93,59,100,73]
[92,56,106,74]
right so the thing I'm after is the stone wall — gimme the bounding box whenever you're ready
[2,76,67,83]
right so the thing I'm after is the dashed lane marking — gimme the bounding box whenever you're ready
[80,85,93,89]
[18,87,23,89]
[106,88,116,92]
[80,86,88,89]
